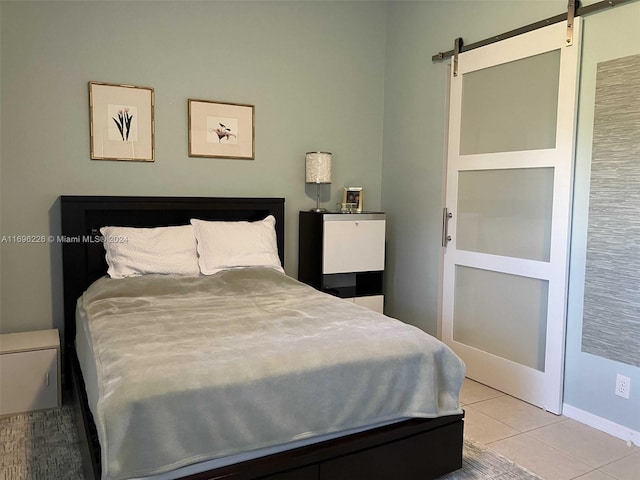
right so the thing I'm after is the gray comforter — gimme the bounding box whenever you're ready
[77,267,465,480]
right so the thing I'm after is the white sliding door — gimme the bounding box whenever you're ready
[441,20,581,413]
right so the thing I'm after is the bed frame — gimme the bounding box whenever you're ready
[60,195,464,480]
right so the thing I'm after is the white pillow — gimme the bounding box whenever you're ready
[190,215,283,275]
[100,225,200,278]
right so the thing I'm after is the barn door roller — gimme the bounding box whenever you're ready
[453,38,463,77]
[566,0,577,46]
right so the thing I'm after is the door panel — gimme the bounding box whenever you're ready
[460,49,561,155]
[442,20,581,413]
[453,266,548,371]
[457,168,554,261]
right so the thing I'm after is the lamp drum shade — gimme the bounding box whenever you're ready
[305,152,332,184]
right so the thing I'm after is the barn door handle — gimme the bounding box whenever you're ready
[442,208,453,247]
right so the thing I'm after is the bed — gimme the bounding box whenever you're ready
[60,195,465,480]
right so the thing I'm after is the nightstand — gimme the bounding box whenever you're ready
[0,329,61,415]
[298,211,386,313]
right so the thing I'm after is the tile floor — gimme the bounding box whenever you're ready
[460,378,640,480]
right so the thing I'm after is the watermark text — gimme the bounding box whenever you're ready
[1,235,128,244]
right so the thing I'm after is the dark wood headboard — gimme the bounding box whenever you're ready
[60,196,285,359]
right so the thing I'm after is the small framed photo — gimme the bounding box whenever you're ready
[188,99,254,159]
[89,82,155,162]
[343,187,363,213]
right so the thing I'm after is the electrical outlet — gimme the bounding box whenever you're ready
[615,374,630,399]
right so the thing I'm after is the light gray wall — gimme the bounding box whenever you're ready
[382,0,640,435]
[0,1,386,333]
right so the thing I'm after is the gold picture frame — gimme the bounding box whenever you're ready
[188,99,255,159]
[342,187,363,213]
[89,82,155,162]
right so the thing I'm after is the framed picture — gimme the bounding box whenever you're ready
[343,187,363,213]
[89,82,154,162]
[188,99,254,159]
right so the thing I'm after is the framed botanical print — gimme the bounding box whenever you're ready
[188,99,254,159]
[88,82,154,162]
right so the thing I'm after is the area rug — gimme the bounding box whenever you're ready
[439,439,542,479]
[1,406,541,480]
[1,406,83,480]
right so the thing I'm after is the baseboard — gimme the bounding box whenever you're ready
[563,403,640,447]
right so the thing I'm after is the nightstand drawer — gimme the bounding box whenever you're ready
[0,329,61,416]
[0,349,58,415]
[353,295,384,313]
[342,295,385,314]
[323,219,385,274]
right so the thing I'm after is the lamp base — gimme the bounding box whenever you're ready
[310,183,328,213]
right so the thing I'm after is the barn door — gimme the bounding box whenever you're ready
[441,20,581,413]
